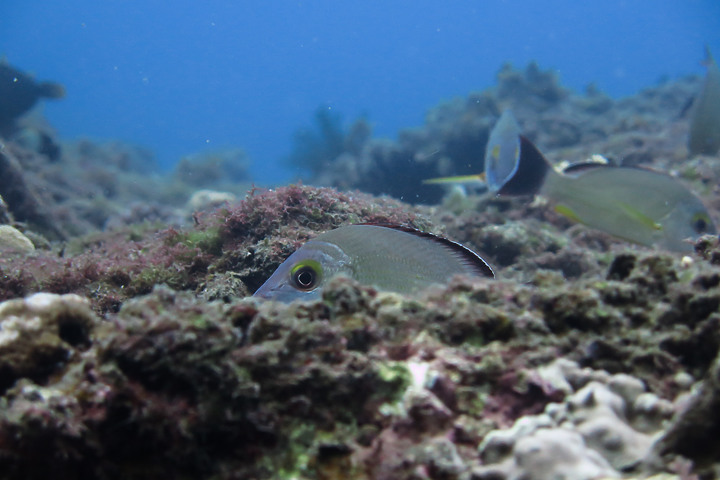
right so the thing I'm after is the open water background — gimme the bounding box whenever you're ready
[1,1,719,184]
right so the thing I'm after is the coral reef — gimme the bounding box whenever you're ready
[0,59,719,479]
[2,245,720,478]
[474,359,674,478]
[298,63,708,209]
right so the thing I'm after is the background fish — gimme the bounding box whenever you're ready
[688,46,720,156]
[253,223,494,302]
[499,137,716,252]
[484,109,522,191]
[422,109,521,190]
[0,60,65,129]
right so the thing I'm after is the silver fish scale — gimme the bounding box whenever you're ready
[315,224,488,293]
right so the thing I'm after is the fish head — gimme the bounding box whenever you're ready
[253,239,351,302]
[660,199,716,251]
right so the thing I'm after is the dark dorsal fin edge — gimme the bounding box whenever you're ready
[560,161,610,174]
[357,223,495,279]
[562,161,671,176]
[497,135,550,196]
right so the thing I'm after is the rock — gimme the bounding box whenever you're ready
[478,360,667,476]
[0,293,96,393]
[632,393,675,433]
[474,428,620,480]
[0,194,11,224]
[0,225,34,252]
[186,189,236,212]
[423,437,466,479]
[479,414,555,464]
[0,150,65,239]
[650,349,720,469]
[608,373,646,407]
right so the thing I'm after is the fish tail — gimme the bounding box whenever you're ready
[497,136,550,196]
[422,173,485,185]
[38,81,65,99]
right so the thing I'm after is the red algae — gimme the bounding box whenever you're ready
[0,184,428,311]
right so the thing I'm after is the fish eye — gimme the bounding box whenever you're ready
[291,260,322,291]
[692,212,711,234]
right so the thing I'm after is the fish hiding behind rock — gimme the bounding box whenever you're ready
[500,136,716,252]
[423,109,521,191]
[688,46,720,156]
[253,223,494,302]
[0,60,65,129]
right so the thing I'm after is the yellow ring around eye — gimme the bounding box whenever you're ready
[290,259,322,277]
[290,259,323,291]
[691,212,711,233]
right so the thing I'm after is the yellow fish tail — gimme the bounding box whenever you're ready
[422,173,486,185]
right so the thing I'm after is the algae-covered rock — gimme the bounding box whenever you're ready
[0,258,719,478]
[0,293,96,392]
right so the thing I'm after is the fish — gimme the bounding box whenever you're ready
[0,60,65,129]
[423,109,521,191]
[498,136,716,252]
[253,223,494,302]
[688,46,720,156]
[483,109,522,191]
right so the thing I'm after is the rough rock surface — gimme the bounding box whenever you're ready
[0,62,719,479]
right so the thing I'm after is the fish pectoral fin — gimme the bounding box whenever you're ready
[616,201,663,231]
[422,173,486,185]
[554,204,583,223]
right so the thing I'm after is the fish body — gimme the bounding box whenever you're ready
[688,46,720,156]
[484,109,522,191]
[253,224,493,302]
[499,137,715,252]
[422,110,520,190]
[0,61,65,128]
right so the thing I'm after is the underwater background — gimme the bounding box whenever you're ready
[5,2,720,479]
[2,0,719,184]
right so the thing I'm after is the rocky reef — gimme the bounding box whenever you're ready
[291,62,707,206]
[2,238,720,478]
[1,60,720,479]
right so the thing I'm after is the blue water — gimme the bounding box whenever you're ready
[2,1,719,185]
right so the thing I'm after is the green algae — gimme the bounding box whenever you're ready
[170,227,223,256]
[130,265,186,295]
[376,361,412,397]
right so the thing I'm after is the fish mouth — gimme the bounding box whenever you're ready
[252,283,275,299]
